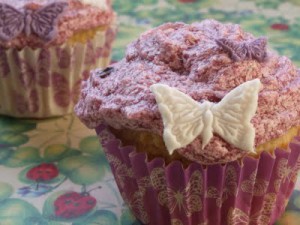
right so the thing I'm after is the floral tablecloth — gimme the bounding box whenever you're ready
[1,0,300,224]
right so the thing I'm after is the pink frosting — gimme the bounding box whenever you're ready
[75,20,300,164]
[0,0,115,49]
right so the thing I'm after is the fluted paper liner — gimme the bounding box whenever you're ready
[96,124,300,225]
[0,19,117,118]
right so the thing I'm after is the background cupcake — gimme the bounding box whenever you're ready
[75,19,300,225]
[0,0,117,118]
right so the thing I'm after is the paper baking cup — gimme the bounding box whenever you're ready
[0,21,117,118]
[95,124,300,225]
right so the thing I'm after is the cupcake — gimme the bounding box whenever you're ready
[0,0,117,118]
[75,20,300,225]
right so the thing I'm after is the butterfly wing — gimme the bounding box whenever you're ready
[158,187,178,213]
[150,167,167,191]
[150,84,205,154]
[216,38,246,61]
[0,3,24,41]
[125,190,149,224]
[248,37,267,62]
[227,208,249,225]
[225,166,238,195]
[261,193,276,216]
[211,79,261,152]
[183,171,203,214]
[30,2,68,41]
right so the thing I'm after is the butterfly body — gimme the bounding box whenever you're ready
[201,101,214,149]
[0,2,68,42]
[24,10,33,36]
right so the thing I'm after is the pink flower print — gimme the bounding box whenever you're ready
[72,80,82,104]
[0,47,10,77]
[12,49,51,88]
[11,88,39,114]
[94,47,103,60]
[18,60,36,89]
[37,49,51,87]
[102,28,116,58]
[12,90,29,114]
[28,89,39,113]
[84,41,96,65]
[11,50,36,88]
[52,72,82,108]
[56,48,71,69]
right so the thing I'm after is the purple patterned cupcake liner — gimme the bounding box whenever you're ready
[96,124,300,225]
[0,20,117,118]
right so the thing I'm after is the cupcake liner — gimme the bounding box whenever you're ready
[95,124,300,225]
[0,20,117,118]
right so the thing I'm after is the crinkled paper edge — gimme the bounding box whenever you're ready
[96,124,300,225]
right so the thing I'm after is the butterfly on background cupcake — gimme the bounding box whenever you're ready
[0,1,68,42]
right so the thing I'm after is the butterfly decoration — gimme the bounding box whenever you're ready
[150,167,168,191]
[277,159,293,183]
[241,170,268,196]
[171,219,184,225]
[274,158,294,192]
[290,154,300,183]
[227,192,277,225]
[0,2,68,41]
[119,175,151,224]
[105,153,134,189]
[156,171,203,216]
[206,166,237,207]
[123,189,150,224]
[150,79,261,154]
[216,37,267,62]
[227,207,269,225]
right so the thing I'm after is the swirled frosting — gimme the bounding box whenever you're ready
[75,20,300,164]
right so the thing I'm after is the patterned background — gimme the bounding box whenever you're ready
[0,0,300,224]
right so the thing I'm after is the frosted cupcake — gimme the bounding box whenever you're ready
[0,0,117,118]
[75,20,300,225]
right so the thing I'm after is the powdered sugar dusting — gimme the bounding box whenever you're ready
[75,20,300,164]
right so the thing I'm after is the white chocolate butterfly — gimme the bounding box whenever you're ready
[150,79,261,154]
